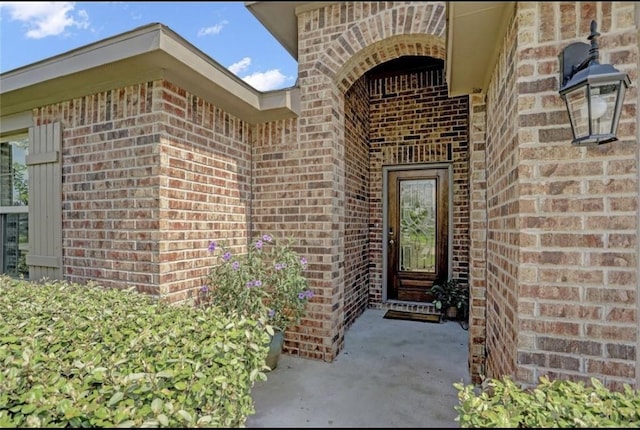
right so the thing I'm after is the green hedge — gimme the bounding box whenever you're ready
[455,375,640,427]
[0,276,271,428]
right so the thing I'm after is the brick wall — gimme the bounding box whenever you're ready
[156,81,253,303]
[36,82,162,296]
[344,75,371,329]
[468,93,488,383]
[36,79,253,304]
[483,7,521,383]
[250,117,335,359]
[483,1,639,390]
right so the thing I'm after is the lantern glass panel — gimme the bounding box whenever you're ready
[565,86,588,140]
[588,83,619,136]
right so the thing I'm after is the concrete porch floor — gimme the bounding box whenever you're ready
[247,307,471,428]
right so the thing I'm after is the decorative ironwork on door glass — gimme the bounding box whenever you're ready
[399,178,436,272]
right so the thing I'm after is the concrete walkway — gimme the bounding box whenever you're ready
[247,308,471,428]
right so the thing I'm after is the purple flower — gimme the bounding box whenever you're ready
[274,262,286,271]
[232,261,240,271]
[298,292,306,299]
[246,279,262,288]
[302,290,314,299]
[300,257,308,268]
[262,234,273,242]
[200,285,209,293]
[255,240,263,250]
[222,251,232,261]
[208,241,216,252]
[268,309,275,317]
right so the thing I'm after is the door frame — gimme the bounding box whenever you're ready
[381,163,454,303]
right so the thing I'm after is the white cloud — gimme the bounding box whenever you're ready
[241,69,288,92]
[228,57,251,75]
[197,20,228,37]
[0,1,89,39]
[228,58,290,91]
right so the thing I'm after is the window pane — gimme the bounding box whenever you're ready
[1,134,29,279]
[1,137,29,206]
[2,213,29,278]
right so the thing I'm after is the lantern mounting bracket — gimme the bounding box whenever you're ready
[559,21,600,89]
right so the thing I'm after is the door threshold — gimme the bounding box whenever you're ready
[382,300,438,315]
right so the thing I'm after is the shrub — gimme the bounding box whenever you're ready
[429,278,468,312]
[198,234,314,333]
[454,375,640,427]
[0,276,270,428]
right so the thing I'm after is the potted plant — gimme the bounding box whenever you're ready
[429,278,469,321]
[198,234,314,370]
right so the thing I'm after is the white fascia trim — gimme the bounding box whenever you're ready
[0,112,33,136]
[0,23,299,122]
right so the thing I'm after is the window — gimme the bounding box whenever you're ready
[0,134,29,278]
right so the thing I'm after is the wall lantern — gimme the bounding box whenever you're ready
[558,20,631,146]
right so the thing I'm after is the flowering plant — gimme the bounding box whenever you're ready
[198,234,313,333]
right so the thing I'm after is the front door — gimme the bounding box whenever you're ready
[386,167,449,302]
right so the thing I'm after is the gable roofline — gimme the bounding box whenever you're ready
[0,23,299,123]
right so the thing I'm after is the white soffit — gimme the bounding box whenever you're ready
[446,1,515,97]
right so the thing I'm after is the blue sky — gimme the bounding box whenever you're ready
[0,1,298,91]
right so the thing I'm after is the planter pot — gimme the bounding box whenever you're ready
[265,330,284,371]
[445,306,458,320]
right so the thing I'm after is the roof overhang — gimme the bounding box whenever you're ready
[246,1,514,97]
[0,23,299,124]
[1,2,516,119]
[446,1,515,96]
[244,1,334,60]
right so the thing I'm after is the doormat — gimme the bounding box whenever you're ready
[383,310,441,324]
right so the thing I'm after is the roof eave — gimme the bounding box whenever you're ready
[0,23,299,123]
[446,1,515,97]
[245,1,515,97]
[244,1,335,61]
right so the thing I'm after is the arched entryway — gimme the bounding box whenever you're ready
[294,2,479,382]
[340,54,469,327]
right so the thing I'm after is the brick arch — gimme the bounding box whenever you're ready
[314,2,447,92]
[335,34,445,92]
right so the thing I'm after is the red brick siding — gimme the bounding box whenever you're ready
[517,1,638,391]
[156,81,252,303]
[28,1,638,391]
[484,1,639,390]
[36,82,161,296]
[484,10,520,384]
[250,118,334,360]
[344,75,371,329]
[468,94,488,383]
[35,80,253,304]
